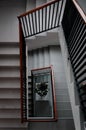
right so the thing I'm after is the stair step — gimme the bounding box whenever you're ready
[0,119,27,128]
[0,67,20,77]
[0,77,20,88]
[0,47,19,55]
[0,128,26,130]
[0,89,20,99]
[0,99,20,109]
[0,44,19,54]
[0,54,19,66]
[0,109,21,119]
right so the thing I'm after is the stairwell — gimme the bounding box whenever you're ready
[0,0,85,129]
[26,45,75,130]
[0,42,27,130]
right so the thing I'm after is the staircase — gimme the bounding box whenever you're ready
[0,42,27,130]
[0,0,85,129]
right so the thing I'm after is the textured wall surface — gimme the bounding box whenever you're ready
[0,0,26,42]
[27,45,75,130]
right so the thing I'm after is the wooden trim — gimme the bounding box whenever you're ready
[31,66,51,72]
[26,119,57,122]
[19,20,24,123]
[72,0,86,23]
[51,65,57,120]
[30,66,57,122]
[18,0,61,18]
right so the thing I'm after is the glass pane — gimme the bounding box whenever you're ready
[28,67,55,119]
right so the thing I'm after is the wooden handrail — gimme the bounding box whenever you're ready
[18,0,61,18]
[72,0,86,23]
[18,0,86,23]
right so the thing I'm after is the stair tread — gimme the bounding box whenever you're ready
[0,42,19,46]
[0,54,19,57]
[0,76,20,79]
[0,66,20,69]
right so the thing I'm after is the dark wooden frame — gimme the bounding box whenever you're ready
[27,66,57,122]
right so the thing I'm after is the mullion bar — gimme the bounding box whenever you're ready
[54,2,59,27]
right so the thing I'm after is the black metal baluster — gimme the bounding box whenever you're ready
[42,8,44,31]
[31,12,35,35]
[45,7,47,31]
[27,14,32,36]
[35,11,37,34]
[71,33,85,60]
[54,1,59,27]
[70,24,85,55]
[69,18,83,51]
[25,16,29,37]
[38,10,40,32]
[48,5,51,29]
[21,17,27,38]
[57,0,64,26]
[51,3,55,28]
[68,13,79,43]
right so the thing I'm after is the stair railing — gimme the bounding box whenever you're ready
[18,0,64,38]
[19,21,27,122]
[18,0,64,122]
[62,0,86,119]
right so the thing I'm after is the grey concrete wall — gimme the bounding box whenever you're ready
[0,0,26,42]
[27,45,75,130]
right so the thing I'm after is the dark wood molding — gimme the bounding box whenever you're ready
[72,0,86,23]
[19,20,24,123]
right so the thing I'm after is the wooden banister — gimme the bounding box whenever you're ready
[72,0,86,23]
[18,0,61,18]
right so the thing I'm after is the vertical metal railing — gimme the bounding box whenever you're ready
[62,0,86,119]
[18,0,64,38]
